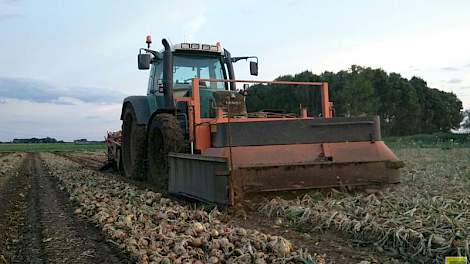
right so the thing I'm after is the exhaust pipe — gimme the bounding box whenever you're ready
[162,39,175,109]
[224,49,236,91]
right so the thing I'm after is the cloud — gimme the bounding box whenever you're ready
[408,65,420,72]
[448,78,463,84]
[0,14,21,21]
[0,0,20,4]
[287,0,301,7]
[441,63,470,71]
[441,66,460,71]
[320,23,470,75]
[0,0,22,22]
[0,77,128,104]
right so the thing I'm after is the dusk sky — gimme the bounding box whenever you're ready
[1,0,469,141]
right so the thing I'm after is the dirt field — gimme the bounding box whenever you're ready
[0,153,129,264]
[0,148,469,264]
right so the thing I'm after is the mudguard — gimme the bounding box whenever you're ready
[121,96,152,125]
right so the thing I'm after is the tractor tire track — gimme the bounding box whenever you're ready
[19,153,45,264]
[10,153,130,264]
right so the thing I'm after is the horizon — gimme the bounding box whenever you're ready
[1,1,469,141]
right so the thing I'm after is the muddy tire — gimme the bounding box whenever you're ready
[121,105,147,180]
[147,113,184,191]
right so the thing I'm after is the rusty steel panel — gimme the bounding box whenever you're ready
[321,82,332,118]
[211,116,381,148]
[200,140,403,206]
[169,140,403,206]
[229,160,401,205]
[203,141,399,167]
[168,153,229,204]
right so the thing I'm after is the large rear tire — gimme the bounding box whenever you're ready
[121,105,147,180]
[147,113,184,191]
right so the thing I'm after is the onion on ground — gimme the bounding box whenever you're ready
[41,153,322,264]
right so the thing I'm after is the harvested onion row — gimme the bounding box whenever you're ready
[0,153,24,177]
[259,149,470,264]
[40,153,319,264]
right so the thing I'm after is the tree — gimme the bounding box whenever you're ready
[336,66,378,117]
[245,66,464,136]
[386,75,421,135]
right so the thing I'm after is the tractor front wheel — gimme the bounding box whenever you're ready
[147,113,184,191]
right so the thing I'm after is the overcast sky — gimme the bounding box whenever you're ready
[1,0,469,141]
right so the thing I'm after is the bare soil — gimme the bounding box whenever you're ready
[0,153,131,264]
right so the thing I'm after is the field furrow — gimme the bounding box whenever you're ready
[1,153,129,264]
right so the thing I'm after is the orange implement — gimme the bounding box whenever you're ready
[167,79,403,206]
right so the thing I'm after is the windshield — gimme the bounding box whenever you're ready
[173,55,225,90]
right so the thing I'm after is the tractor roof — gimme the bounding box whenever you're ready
[172,42,224,55]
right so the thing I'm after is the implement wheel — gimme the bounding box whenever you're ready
[121,105,147,180]
[147,113,184,191]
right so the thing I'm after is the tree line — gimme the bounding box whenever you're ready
[246,65,464,136]
[10,137,63,144]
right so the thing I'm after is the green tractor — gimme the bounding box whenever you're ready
[115,36,257,189]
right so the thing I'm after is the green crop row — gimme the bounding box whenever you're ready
[0,143,106,152]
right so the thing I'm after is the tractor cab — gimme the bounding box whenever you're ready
[146,45,227,96]
[138,36,257,119]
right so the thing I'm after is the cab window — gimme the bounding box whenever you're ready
[173,55,225,91]
[148,61,163,95]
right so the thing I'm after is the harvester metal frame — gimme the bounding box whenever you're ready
[167,78,402,206]
[177,78,332,152]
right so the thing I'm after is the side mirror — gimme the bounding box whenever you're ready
[250,61,258,76]
[138,53,151,70]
